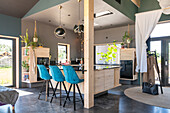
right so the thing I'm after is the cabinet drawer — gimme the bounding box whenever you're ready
[104,70,114,90]
[94,70,105,94]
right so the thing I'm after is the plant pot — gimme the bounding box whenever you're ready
[24,48,29,56]
[121,45,124,49]
[23,68,29,72]
[33,37,38,42]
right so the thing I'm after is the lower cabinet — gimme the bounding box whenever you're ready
[94,68,120,94]
[94,70,105,94]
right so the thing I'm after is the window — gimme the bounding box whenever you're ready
[58,43,70,63]
[151,22,170,38]
[0,38,14,86]
[95,44,120,64]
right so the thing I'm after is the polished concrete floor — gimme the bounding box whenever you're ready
[0,85,170,113]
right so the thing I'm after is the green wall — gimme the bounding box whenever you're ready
[104,0,138,21]
[0,14,21,37]
[138,0,170,21]
[0,14,22,87]
[24,0,68,18]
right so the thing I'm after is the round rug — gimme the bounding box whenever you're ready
[124,86,170,109]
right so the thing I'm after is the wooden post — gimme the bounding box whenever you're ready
[84,0,94,108]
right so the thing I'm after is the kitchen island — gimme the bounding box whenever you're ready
[51,65,121,95]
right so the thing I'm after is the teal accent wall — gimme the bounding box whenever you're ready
[0,14,22,87]
[0,14,21,37]
[138,0,170,21]
[104,0,138,21]
[24,0,68,18]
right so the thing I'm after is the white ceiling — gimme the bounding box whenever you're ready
[22,0,134,30]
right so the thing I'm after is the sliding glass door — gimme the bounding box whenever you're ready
[149,22,170,86]
[0,38,15,86]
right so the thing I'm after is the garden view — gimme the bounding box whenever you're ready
[0,39,13,86]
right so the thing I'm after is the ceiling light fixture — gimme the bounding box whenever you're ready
[94,10,113,18]
[94,23,99,26]
[73,0,84,35]
[54,5,66,38]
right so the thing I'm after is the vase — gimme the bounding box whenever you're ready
[24,48,29,56]
[33,37,38,42]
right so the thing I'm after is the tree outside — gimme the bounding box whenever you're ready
[0,39,13,86]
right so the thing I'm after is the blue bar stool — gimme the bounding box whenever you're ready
[37,65,56,101]
[62,65,84,110]
[49,65,70,105]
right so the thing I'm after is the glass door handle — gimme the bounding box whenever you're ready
[165,60,168,66]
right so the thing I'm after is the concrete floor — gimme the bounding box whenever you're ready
[0,85,170,113]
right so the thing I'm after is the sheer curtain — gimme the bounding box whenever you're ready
[135,10,163,73]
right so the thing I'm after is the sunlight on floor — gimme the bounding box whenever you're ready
[15,89,34,96]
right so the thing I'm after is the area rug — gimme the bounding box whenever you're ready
[124,86,170,109]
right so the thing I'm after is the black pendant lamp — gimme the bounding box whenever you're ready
[73,0,84,34]
[54,5,66,38]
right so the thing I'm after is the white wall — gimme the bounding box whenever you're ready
[21,20,81,61]
[94,25,135,48]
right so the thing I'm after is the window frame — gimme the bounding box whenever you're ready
[58,43,70,63]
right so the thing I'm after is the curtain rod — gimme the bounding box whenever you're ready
[135,7,170,16]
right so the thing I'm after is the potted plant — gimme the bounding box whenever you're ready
[122,31,133,48]
[20,29,30,55]
[121,42,125,49]
[22,60,29,72]
[33,20,39,43]
[20,29,30,47]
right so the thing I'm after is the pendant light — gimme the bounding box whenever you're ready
[33,20,38,42]
[73,0,84,34]
[54,5,66,38]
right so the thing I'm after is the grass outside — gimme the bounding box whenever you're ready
[0,67,12,86]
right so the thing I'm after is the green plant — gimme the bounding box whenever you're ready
[121,42,124,46]
[30,41,37,50]
[22,60,29,72]
[147,51,160,58]
[122,31,133,44]
[97,40,118,63]
[20,29,30,47]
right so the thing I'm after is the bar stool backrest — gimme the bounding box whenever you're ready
[37,65,51,80]
[62,65,80,84]
[49,65,65,82]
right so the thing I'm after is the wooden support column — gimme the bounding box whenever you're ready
[84,0,94,109]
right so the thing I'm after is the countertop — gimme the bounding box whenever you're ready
[57,64,120,71]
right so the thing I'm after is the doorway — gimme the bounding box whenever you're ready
[149,22,170,86]
[0,38,15,86]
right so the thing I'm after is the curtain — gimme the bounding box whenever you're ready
[158,0,170,14]
[135,10,163,73]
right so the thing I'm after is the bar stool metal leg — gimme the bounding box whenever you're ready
[38,81,46,99]
[60,82,62,106]
[62,82,71,101]
[50,82,59,103]
[73,84,76,110]
[63,84,72,107]
[47,81,49,97]
[45,80,49,101]
[76,84,84,105]
[49,80,56,95]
